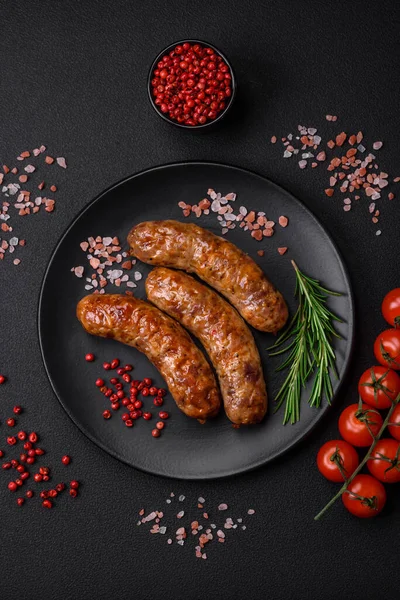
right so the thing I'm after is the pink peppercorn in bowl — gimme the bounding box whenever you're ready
[147,40,236,130]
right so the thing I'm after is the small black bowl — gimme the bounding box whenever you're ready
[147,39,236,130]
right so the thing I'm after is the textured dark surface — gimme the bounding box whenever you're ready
[0,1,399,599]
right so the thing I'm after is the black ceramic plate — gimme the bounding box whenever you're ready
[39,162,354,479]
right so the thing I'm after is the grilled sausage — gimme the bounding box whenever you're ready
[76,294,221,420]
[146,268,267,424]
[128,220,288,334]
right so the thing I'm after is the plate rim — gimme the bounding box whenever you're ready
[37,161,355,480]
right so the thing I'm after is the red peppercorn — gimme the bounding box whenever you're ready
[122,398,130,406]
[29,432,38,443]
[143,412,152,420]
[121,413,130,421]
[56,483,66,492]
[2,462,11,470]
[0,375,6,384]
[130,410,141,420]
[158,388,167,397]
[62,455,71,465]
[124,364,133,371]
[103,410,111,420]
[159,411,169,419]
[17,497,25,506]
[143,378,152,386]
[42,499,52,509]
[26,490,33,498]
[40,491,49,499]
[85,353,95,362]
[15,479,23,486]
[111,358,120,369]
[69,488,78,498]
[34,473,43,482]
[122,373,131,383]
[20,472,29,480]
[110,377,118,385]
[137,382,145,391]
[8,481,18,492]
[104,389,113,398]
[24,441,32,450]
[7,418,15,427]
[95,378,104,387]
[133,400,143,409]
[0,450,3,458]
[16,464,25,473]
[70,480,79,489]
[115,383,123,391]
[111,402,120,410]
[103,362,111,370]
[28,449,36,457]
[156,421,165,430]
[142,387,150,397]
[26,457,35,465]
[116,390,124,399]
[49,489,58,498]
[125,419,133,427]
[35,448,45,456]
[116,367,125,375]
[130,387,138,396]
[42,475,50,482]
[7,436,17,446]
[151,428,161,438]
[110,393,118,402]
[13,406,22,415]
[153,397,163,407]
[20,453,27,462]
[149,387,158,396]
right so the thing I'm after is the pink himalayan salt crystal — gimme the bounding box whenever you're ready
[278,216,288,227]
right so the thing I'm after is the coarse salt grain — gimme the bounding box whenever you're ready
[218,503,228,511]
[56,157,67,169]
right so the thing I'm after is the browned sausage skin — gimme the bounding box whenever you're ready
[146,268,267,424]
[76,294,221,420]
[128,220,288,334]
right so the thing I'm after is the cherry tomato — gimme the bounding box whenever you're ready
[342,474,386,518]
[388,403,400,441]
[374,329,400,370]
[338,403,383,447]
[382,288,400,328]
[367,438,400,483]
[317,440,359,482]
[358,366,400,409]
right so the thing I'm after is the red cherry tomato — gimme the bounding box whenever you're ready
[358,366,400,409]
[367,438,400,483]
[338,403,383,447]
[317,440,359,482]
[388,403,400,441]
[382,288,400,328]
[342,474,386,518]
[374,329,400,370]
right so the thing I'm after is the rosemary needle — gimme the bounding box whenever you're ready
[269,260,342,424]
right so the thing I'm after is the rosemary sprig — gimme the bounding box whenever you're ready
[269,260,342,424]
